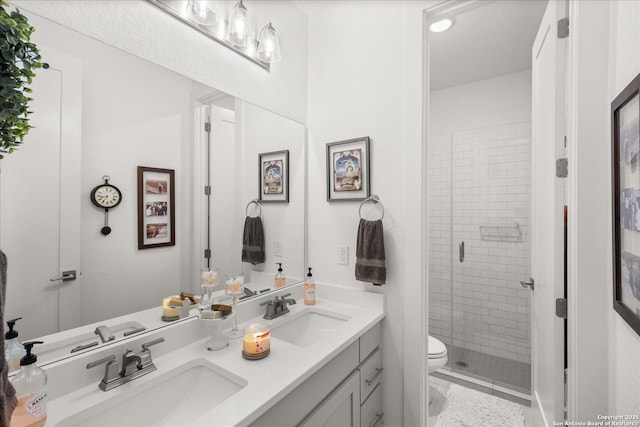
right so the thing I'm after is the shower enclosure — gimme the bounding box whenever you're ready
[428,121,533,395]
[424,0,548,397]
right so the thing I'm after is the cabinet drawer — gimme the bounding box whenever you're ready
[359,348,382,403]
[359,322,381,362]
[361,383,383,427]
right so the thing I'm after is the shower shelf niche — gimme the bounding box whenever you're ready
[478,221,522,242]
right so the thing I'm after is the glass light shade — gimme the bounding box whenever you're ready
[186,0,219,26]
[226,0,251,47]
[257,23,281,64]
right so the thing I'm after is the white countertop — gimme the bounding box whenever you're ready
[43,283,385,426]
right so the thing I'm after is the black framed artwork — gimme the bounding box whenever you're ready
[137,166,176,249]
[612,72,640,336]
[259,150,289,203]
[326,136,371,201]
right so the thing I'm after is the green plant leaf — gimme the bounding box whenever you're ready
[0,1,44,157]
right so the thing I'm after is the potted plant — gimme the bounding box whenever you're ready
[0,0,47,159]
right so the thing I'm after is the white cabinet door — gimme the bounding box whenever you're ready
[299,371,361,427]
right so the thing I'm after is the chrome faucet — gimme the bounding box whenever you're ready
[120,349,143,376]
[94,325,115,343]
[261,293,296,320]
[87,338,165,391]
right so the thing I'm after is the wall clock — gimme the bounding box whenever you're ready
[90,175,122,235]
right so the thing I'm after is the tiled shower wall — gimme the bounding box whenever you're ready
[428,121,532,363]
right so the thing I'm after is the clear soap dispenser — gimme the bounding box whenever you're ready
[304,267,316,305]
[10,341,47,427]
[275,263,286,289]
[5,317,26,374]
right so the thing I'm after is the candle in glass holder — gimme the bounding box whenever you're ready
[242,323,270,358]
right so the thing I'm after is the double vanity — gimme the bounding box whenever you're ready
[37,283,384,426]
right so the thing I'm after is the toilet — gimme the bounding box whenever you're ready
[428,335,448,405]
[428,335,448,373]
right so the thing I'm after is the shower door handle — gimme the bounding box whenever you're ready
[459,241,464,263]
[520,277,535,290]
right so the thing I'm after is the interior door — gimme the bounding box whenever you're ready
[531,1,567,425]
[0,46,81,340]
[208,105,241,276]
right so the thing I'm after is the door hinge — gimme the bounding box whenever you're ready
[558,17,569,39]
[204,185,211,195]
[556,298,568,318]
[204,122,211,132]
[204,249,211,259]
[556,158,568,178]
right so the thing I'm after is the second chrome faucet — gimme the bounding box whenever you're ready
[261,293,296,320]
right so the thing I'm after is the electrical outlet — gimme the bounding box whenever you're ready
[337,245,349,265]
[274,239,283,257]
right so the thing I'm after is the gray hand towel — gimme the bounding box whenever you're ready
[355,219,386,285]
[0,250,17,426]
[242,216,265,265]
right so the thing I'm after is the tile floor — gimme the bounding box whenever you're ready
[428,374,531,427]
[445,344,531,394]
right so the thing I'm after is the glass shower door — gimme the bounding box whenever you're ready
[428,123,532,394]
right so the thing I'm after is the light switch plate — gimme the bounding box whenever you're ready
[274,239,283,257]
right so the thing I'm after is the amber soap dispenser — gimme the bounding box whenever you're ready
[275,263,286,289]
[304,267,316,305]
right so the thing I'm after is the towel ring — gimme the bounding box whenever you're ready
[359,195,384,220]
[245,199,262,218]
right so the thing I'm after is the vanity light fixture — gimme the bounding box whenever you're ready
[257,23,281,64]
[430,18,454,33]
[226,0,251,47]
[147,0,282,70]
[186,0,218,26]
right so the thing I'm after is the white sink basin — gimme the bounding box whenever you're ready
[270,309,350,347]
[55,359,247,427]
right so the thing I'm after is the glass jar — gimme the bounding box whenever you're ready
[242,323,270,360]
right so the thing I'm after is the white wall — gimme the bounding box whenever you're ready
[11,0,308,124]
[607,0,640,414]
[23,13,196,324]
[429,71,533,136]
[303,1,434,425]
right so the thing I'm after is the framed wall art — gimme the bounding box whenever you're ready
[137,166,175,249]
[326,136,370,201]
[259,150,289,203]
[612,72,640,336]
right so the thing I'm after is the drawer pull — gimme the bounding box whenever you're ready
[371,412,384,427]
[366,367,383,386]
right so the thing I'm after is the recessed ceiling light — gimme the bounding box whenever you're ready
[430,18,454,33]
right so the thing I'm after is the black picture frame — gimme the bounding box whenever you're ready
[258,150,289,203]
[612,72,640,337]
[137,166,176,249]
[326,137,371,201]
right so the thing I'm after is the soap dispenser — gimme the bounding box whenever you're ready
[304,267,315,306]
[5,317,26,374]
[275,263,286,289]
[10,341,47,427]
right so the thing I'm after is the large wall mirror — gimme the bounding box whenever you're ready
[0,6,306,363]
